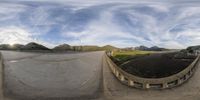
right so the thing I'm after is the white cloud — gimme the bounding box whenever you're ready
[62,8,150,47]
[160,41,185,49]
[1,1,200,49]
[59,2,200,49]
[0,26,31,45]
[0,26,55,48]
[177,7,200,20]
[0,3,27,21]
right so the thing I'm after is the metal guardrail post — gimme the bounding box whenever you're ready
[128,80,134,86]
[162,83,168,88]
[144,83,150,89]
[120,75,125,81]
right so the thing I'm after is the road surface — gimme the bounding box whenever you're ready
[0,51,200,100]
[1,51,103,100]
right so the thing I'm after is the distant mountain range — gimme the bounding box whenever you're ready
[174,45,200,58]
[134,45,168,51]
[0,42,171,52]
[0,42,50,51]
[186,45,200,53]
[23,42,50,50]
[53,44,71,51]
[0,42,118,51]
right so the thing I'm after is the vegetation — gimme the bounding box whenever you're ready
[186,45,200,53]
[22,42,50,50]
[101,45,118,51]
[53,44,71,51]
[0,44,11,50]
[120,52,195,78]
[134,45,168,51]
[110,49,197,78]
[112,50,154,64]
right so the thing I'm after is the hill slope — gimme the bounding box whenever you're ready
[53,44,71,51]
[22,42,50,50]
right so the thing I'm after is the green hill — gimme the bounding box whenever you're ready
[101,45,118,51]
[0,44,11,50]
[53,44,71,51]
[70,45,118,51]
[22,42,50,50]
[186,45,200,53]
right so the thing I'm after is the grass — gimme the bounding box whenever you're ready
[111,51,196,78]
[120,52,195,78]
[111,50,154,65]
[113,50,153,60]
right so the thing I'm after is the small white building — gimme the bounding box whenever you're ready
[194,50,200,56]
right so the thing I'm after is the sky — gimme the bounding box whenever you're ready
[0,0,200,49]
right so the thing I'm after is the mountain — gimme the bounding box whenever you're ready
[186,45,200,53]
[0,44,11,50]
[0,44,24,50]
[135,45,167,51]
[22,42,50,50]
[53,44,71,51]
[10,44,24,50]
[72,45,118,51]
[121,47,135,51]
[0,42,119,51]
[149,46,167,51]
[0,42,119,52]
[101,45,118,51]
[135,45,149,51]
[78,45,100,51]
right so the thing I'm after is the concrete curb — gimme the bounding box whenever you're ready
[0,52,4,99]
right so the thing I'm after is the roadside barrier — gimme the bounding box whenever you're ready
[105,53,200,89]
[0,52,4,99]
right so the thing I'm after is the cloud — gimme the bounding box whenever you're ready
[0,1,200,49]
[0,26,56,48]
[0,3,27,20]
[0,26,31,45]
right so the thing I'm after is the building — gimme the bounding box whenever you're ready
[194,50,200,56]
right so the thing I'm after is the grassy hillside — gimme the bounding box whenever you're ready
[73,45,118,51]
[53,44,71,51]
[22,42,50,50]
[80,46,101,51]
[101,45,118,51]
[113,50,154,56]
[111,50,154,65]
[120,52,195,78]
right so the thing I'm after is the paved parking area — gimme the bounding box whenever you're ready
[1,51,104,100]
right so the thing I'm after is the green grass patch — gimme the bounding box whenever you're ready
[112,50,154,63]
[113,50,153,56]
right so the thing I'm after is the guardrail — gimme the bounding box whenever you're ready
[0,52,2,67]
[105,53,200,89]
[0,52,4,99]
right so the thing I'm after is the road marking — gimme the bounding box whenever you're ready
[9,60,18,63]
[81,79,91,86]
[33,58,78,62]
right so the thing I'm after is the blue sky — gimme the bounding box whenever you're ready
[0,0,200,49]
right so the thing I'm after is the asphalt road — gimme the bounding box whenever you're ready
[1,51,104,100]
[1,51,200,100]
